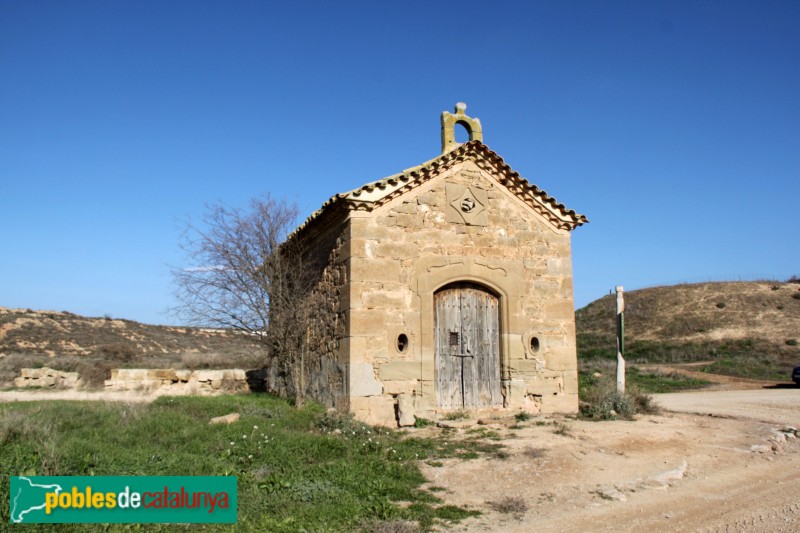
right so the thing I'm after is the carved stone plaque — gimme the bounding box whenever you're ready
[445,182,488,226]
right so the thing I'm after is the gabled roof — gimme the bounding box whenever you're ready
[294,140,587,239]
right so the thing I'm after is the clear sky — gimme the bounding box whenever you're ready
[1,1,798,325]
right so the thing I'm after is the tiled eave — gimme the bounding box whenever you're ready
[291,140,587,242]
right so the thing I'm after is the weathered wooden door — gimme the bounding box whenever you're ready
[435,283,501,408]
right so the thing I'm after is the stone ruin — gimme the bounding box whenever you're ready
[14,367,80,388]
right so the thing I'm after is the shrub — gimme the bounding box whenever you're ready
[580,380,658,420]
[96,343,137,363]
[716,302,726,309]
[76,361,113,388]
[787,339,798,347]
[787,275,800,284]
[792,293,800,300]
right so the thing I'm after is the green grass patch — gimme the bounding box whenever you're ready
[579,366,709,395]
[0,394,491,531]
[701,357,788,381]
[625,367,710,393]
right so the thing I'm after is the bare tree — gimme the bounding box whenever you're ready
[172,195,317,403]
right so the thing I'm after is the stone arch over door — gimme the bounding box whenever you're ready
[434,282,502,408]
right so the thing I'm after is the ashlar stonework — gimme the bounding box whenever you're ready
[275,103,587,426]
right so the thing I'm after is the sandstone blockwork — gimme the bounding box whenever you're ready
[276,107,587,426]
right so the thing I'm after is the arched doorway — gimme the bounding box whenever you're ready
[434,282,502,408]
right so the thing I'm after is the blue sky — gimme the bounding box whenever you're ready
[1,1,798,325]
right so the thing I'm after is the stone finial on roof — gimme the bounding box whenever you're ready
[441,102,483,153]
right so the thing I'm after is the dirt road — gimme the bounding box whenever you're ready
[421,387,800,532]
[657,387,799,426]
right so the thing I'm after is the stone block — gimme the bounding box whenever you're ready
[544,300,575,321]
[382,380,417,395]
[361,289,411,309]
[545,346,577,371]
[397,394,416,427]
[562,370,579,394]
[416,191,439,206]
[541,393,579,414]
[395,213,422,229]
[147,369,177,380]
[374,241,419,260]
[546,258,572,277]
[175,370,192,381]
[378,361,428,381]
[392,201,417,214]
[350,362,382,397]
[350,258,401,284]
[508,359,544,375]
[114,369,147,381]
[347,309,388,337]
[195,370,225,382]
[223,369,246,380]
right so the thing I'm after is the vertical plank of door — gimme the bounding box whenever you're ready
[461,288,478,407]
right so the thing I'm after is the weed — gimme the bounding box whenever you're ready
[489,496,528,514]
[442,410,470,421]
[514,411,532,422]
[413,417,434,428]
[553,421,572,437]
[523,447,548,459]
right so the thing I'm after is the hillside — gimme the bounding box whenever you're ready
[576,281,800,379]
[0,307,264,386]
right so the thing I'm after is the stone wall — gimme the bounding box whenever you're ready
[104,369,248,394]
[266,219,350,409]
[15,368,80,388]
[345,160,579,425]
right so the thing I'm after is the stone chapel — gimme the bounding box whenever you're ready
[278,103,587,426]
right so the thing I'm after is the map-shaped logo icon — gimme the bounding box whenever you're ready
[10,476,63,523]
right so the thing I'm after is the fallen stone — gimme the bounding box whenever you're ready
[651,460,688,484]
[596,487,627,502]
[209,413,240,425]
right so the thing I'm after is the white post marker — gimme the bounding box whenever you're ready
[616,286,625,393]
